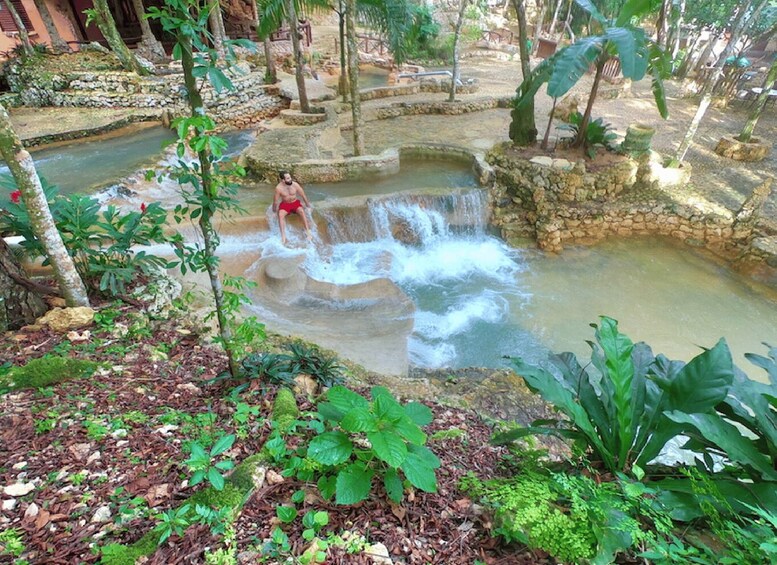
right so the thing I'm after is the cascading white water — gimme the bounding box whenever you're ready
[298,189,530,368]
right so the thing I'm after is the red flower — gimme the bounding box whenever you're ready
[140,202,147,213]
[10,190,21,204]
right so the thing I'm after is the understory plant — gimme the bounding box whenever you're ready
[0,179,170,295]
[265,385,439,505]
[559,112,618,158]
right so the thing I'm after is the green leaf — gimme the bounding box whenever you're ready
[595,316,635,471]
[574,0,606,24]
[207,467,225,491]
[327,386,370,415]
[615,0,655,27]
[190,469,205,486]
[400,452,437,493]
[210,433,235,457]
[404,402,433,426]
[604,27,648,80]
[384,468,404,503]
[276,505,298,523]
[665,411,777,481]
[340,408,378,433]
[548,36,604,98]
[367,430,408,468]
[307,431,353,465]
[393,417,426,445]
[207,67,234,93]
[335,464,374,505]
[372,388,406,422]
[317,475,336,500]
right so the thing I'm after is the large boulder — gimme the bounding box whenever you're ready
[37,307,95,332]
[714,136,771,162]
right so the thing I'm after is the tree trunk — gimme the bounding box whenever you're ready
[31,0,70,53]
[449,0,469,102]
[177,32,239,378]
[670,0,685,60]
[129,0,165,61]
[338,5,348,102]
[548,0,563,38]
[676,31,702,78]
[571,58,604,150]
[532,0,546,52]
[89,0,148,75]
[345,0,363,155]
[656,0,669,50]
[739,56,777,142]
[508,0,537,145]
[2,0,34,59]
[0,238,48,331]
[693,29,723,74]
[0,105,89,307]
[262,36,276,82]
[208,1,226,61]
[284,0,310,113]
[541,97,557,150]
[675,0,766,162]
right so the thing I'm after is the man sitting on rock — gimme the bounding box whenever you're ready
[273,171,313,246]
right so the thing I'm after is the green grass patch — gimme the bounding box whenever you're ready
[0,355,98,392]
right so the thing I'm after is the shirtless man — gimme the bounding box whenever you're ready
[273,171,313,245]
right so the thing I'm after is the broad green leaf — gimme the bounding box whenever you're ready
[276,505,298,523]
[341,408,378,433]
[372,388,405,422]
[317,475,336,500]
[615,0,655,27]
[574,0,606,24]
[207,467,225,490]
[407,444,441,469]
[404,402,433,426]
[307,431,353,465]
[210,433,235,457]
[400,453,437,493]
[665,339,734,413]
[335,464,374,505]
[384,468,404,503]
[604,27,648,80]
[665,411,777,481]
[595,317,635,470]
[511,357,614,470]
[548,36,604,98]
[207,67,234,93]
[327,386,370,415]
[367,430,408,468]
[393,417,426,445]
[190,469,205,486]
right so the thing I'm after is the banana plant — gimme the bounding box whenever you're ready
[514,0,671,154]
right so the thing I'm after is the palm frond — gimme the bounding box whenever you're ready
[547,35,604,98]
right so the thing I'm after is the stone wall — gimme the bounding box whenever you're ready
[487,144,775,277]
[6,63,286,127]
[376,96,511,120]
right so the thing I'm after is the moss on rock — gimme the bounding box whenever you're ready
[1,355,98,391]
[272,387,299,432]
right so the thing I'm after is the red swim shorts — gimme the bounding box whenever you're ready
[279,199,302,214]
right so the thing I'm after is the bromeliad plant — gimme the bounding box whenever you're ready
[559,112,618,158]
[494,316,735,476]
[304,386,439,505]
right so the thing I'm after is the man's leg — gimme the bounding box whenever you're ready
[278,209,288,245]
[294,207,313,240]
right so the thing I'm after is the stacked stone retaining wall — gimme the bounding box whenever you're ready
[6,64,286,127]
[376,96,511,120]
[487,143,777,280]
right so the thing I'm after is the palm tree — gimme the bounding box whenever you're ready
[0,105,89,307]
[514,0,670,155]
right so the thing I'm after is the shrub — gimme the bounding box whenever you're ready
[0,178,170,295]
[559,112,618,158]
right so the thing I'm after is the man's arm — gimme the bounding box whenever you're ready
[272,185,281,213]
[296,183,311,207]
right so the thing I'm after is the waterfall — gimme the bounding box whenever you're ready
[296,187,529,369]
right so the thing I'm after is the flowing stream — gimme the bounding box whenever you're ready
[253,188,777,375]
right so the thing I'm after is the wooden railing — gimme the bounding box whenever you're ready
[356,33,388,56]
[269,20,312,46]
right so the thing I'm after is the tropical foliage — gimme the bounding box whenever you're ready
[513,0,670,153]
